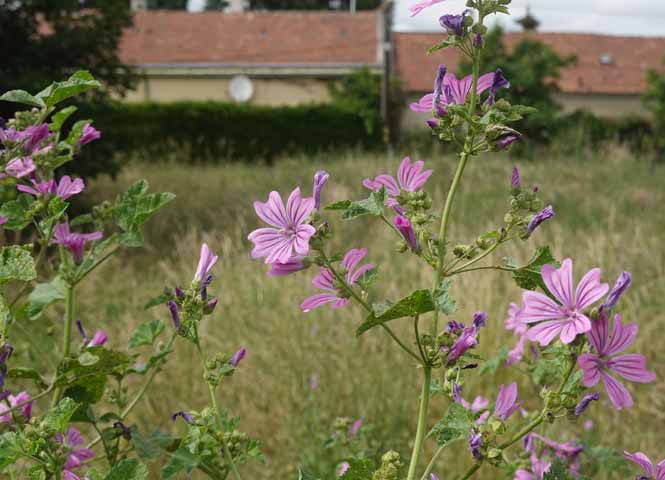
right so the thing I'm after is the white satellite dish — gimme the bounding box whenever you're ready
[228,76,254,103]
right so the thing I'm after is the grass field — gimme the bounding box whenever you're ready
[15,146,665,478]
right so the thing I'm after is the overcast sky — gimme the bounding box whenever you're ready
[189,0,665,37]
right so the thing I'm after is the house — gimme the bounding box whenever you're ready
[397,31,665,128]
[118,9,384,105]
[117,10,665,123]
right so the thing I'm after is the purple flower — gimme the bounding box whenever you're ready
[313,170,329,210]
[473,33,483,47]
[430,475,440,480]
[194,243,218,282]
[578,313,656,410]
[440,10,469,36]
[522,258,609,346]
[301,248,374,312]
[472,311,487,329]
[88,330,108,347]
[349,419,363,436]
[433,65,447,111]
[623,451,665,480]
[494,382,520,420]
[394,215,420,252]
[454,384,490,424]
[5,157,36,178]
[507,335,528,366]
[505,303,528,365]
[17,175,85,200]
[409,0,445,16]
[498,132,521,150]
[175,287,185,299]
[527,206,554,235]
[0,391,33,423]
[171,411,195,424]
[0,216,6,226]
[601,271,631,312]
[363,156,432,209]
[446,327,478,364]
[487,68,510,105]
[79,123,101,146]
[468,429,482,460]
[55,427,95,477]
[167,300,181,330]
[512,166,521,189]
[229,347,247,367]
[447,320,464,334]
[267,256,307,277]
[574,392,599,416]
[338,462,350,476]
[51,222,103,263]
[410,70,496,114]
[206,297,218,312]
[249,188,316,264]
[22,124,50,152]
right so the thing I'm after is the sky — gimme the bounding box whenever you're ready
[188,0,665,37]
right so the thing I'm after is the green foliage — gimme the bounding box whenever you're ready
[128,320,166,349]
[428,402,474,447]
[104,459,149,480]
[358,289,435,336]
[509,246,558,291]
[480,346,509,375]
[147,0,188,8]
[643,66,665,157]
[340,459,374,479]
[0,245,36,283]
[27,277,67,320]
[40,397,79,433]
[248,0,380,9]
[327,187,386,220]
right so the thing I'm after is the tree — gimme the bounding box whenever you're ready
[147,0,188,8]
[643,65,665,156]
[0,0,134,108]
[248,0,380,10]
[459,26,575,145]
[205,0,229,10]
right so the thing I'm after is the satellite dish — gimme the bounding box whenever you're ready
[229,76,254,103]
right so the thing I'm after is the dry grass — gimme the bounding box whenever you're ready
[15,146,665,479]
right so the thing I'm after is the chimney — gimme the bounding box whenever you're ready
[131,0,147,10]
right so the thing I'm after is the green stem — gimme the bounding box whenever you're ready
[194,337,243,480]
[448,265,514,275]
[87,331,178,449]
[419,440,461,480]
[457,462,481,480]
[51,285,75,407]
[405,367,432,480]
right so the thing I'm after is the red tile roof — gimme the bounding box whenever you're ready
[119,10,380,66]
[396,31,665,95]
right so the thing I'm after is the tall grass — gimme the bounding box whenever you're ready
[17,146,665,478]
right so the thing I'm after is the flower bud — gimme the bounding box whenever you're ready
[167,300,181,330]
[394,215,420,253]
[313,170,330,210]
[229,347,247,367]
[527,205,554,234]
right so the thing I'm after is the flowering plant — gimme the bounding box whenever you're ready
[0,73,260,479]
[245,1,658,479]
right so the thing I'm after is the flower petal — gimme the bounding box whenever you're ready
[604,313,638,356]
[342,248,368,273]
[521,291,562,323]
[526,320,564,346]
[312,268,335,291]
[577,353,602,387]
[293,224,316,256]
[586,311,610,354]
[575,267,609,310]
[601,371,633,410]
[300,293,339,312]
[541,258,574,307]
[254,191,289,228]
[348,263,374,285]
[609,354,656,383]
[286,187,315,226]
[623,451,655,478]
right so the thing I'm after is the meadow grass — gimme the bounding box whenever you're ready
[16,146,665,478]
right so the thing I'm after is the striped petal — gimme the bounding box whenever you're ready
[575,267,609,310]
[542,259,574,307]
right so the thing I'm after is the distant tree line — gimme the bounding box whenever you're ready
[147,0,381,10]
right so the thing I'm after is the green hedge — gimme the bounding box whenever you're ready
[72,101,383,176]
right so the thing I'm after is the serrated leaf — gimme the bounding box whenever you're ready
[6,367,49,389]
[428,402,475,447]
[0,245,36,283]
[105,459,148,480]
[0,432,21,470]
[512,246,558,291]
[325,200,352,211]
[131,427,177,460]
[340,459,374,480]
[143,289,174,310]
[49,106,78,131]
[341,187,386,220]
[0,90,45,107]
[27,276,67,320]
[433,279,456,314]
[128,319,165,349]
[0,195,35,231]
[298,468,322,480]
[161,447,199,479]
[357,289,435,336]
[36,71,101,107]
[40,397,79,433]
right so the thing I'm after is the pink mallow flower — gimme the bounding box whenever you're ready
[79,123,101,146]
[623,451,665,480]
[505,302,528,366]
[267,256,307,276]
[194,243,219,282]
[410,70,497,114]
[0,391,33,423]
[578,312,656,410]
[248,187,316,264]
[17,175,85,200]
[494,382,520,421]
[409,0,445,16]
[300,248,374,312]
[453,384,490,424]
[0,216,6,226]
[363,156,432,209]
[87,330,108,347]
[52,222,103,263]
[522,259,609,346]
[55,427,95,479]
[5,157,36,178]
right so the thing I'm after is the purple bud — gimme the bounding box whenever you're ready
[268,256,307,277]
[229,347,247,367]
[0,343,14,364]
[88,330,108,347]
[447,320,464,334]
[200,274,213,300]
[447,327,478,364]
[574,392,600,416]
[207,298,218,313]
[313,170,330,210]
[472,311,487,329]
[394,215,420,252]
[473,33,483,47]
[439,10,468,37]
[175,287,185,299]
[468,430,482,460]
[79,123,101,146]
[601,271,631,311]
[349,419,362,436]
[167,300,181,330]
[23,124,50,152]
[498,132,520,150]
[426,117,439,129]
[0,391,9,402]
[453,383,463,403]
[527,205,554,234]
[511,166,520,189]
[338,462,350,477]
[75,320,87,341]
[433,65,447,108]
[171,411,194,424]
[487,68,510,105]
[430,475,440,480]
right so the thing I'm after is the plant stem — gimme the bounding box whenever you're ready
[51,285,75,407]
[194,337,243,480]
[419,440,460,480]
[406,366,431,480]
[87,331,178,449]
[457,462,481,480]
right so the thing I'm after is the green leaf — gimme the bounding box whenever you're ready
[49,106,78,131]
[511,246,558,291]
[432,279,456,314]
[428,402,475,447]
[131,428,177,460]
[78,352,100,366]
[56,347,131,387]
[0,432,21,470]
[543,459,578,480]
[27,277,67,320]
[357,289,435,336]
[105,459,149,480]
[0,90,45,108]
[161,447,199,479]
[0,195,36,231]
[143,288,174,310]
[298,468,322,480]
[479,346,509,375]
[128,319,165,349]
[36,71,101,107]
[325,200,352,211]
[40,397,79,433]
[356,267,379,291]
[6,367,49,389]
[341,187,386,220]
[0,245,36,283]
[340,459,374,480]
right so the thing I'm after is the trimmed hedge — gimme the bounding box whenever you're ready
[73,100,383,176]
